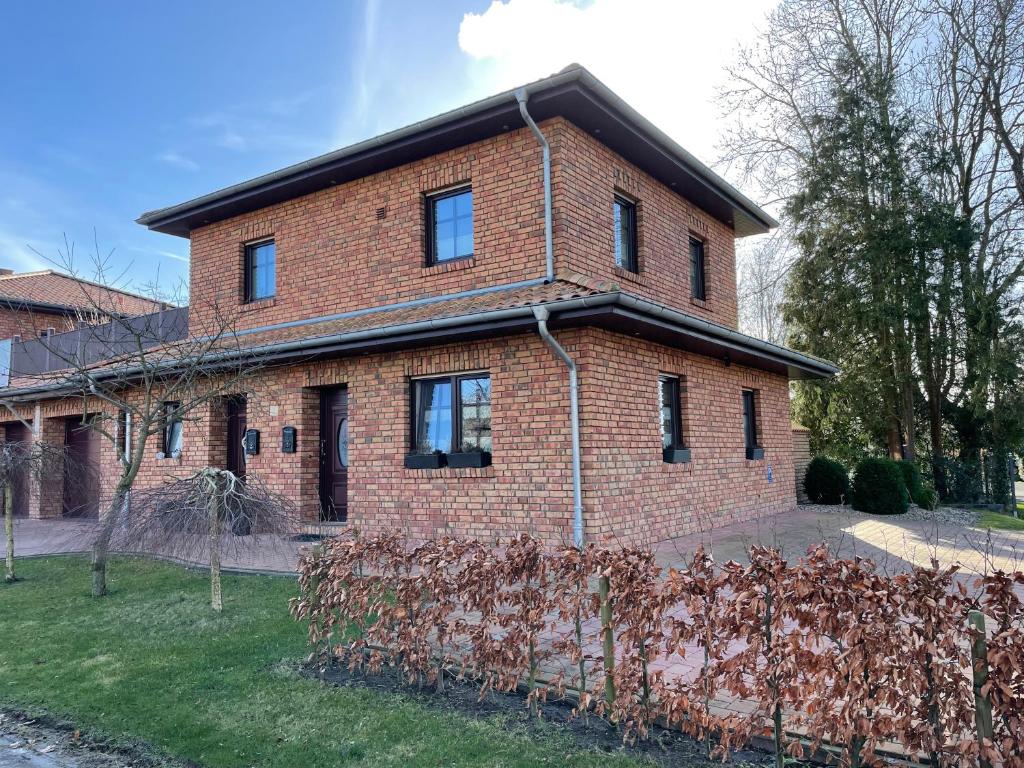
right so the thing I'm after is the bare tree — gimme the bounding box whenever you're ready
[111,468,297,611]
[1,238,271,596]
[736,230,796,345]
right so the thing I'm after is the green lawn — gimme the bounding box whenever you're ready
[979,510,1024,531]
[0,557,651,768]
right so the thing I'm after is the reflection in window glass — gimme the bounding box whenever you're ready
[430,188,473,263]
[459,376,491,452]
[413,379,452,454]
[245,240,276,301]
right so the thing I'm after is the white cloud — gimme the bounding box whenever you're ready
[458,0,776,175]
[157,151,199,171]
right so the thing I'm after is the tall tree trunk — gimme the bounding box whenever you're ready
[928,389,948,498]
[4,483,14,583]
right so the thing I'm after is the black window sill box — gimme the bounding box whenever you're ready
[663,447,691,464]
[405,453,446,469]
[447,451,492,469]
[746,447,765,460]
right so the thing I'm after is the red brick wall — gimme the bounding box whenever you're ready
[188,127,549,335]
[0,308,74,341]
[550,120,740,328]
[576,328,794,546]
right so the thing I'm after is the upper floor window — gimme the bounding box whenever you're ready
[613,195,638,273]
[742,389,763,460]
[162,401,183,458]
[690,236,706,300]
[410,373,491,455]
[244,239,276,302]
[660,375,691,463]
[427,186,473,264]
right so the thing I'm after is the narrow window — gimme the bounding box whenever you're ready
[660,375,690,463]
[244,239,276,302]
[742,389,762,459]
[690,236,706,300]
[410,373,491,457]
[162,401,183,458]
[613,195,638,272]
[117,409,132,463]
[427,187,473,264]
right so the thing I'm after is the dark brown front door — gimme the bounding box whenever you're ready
[64,419,100,518]
[4,423,30,517]
[225,397,247,479]
[319,387,348,522]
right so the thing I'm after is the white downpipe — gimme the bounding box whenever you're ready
[515,89,554,283]
[533,306,583,547]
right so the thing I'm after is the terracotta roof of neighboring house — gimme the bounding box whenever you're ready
[0,270,167,317]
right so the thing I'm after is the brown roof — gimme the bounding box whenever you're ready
[0,270,167,316]
[224,276,611,351]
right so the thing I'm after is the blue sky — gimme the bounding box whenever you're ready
[0,0,775,297]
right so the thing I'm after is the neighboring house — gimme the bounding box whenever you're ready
[0,268,166,341]
[0,65,836,545]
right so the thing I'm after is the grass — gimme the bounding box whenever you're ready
[0,556,652,768]
[978,510,1024,531]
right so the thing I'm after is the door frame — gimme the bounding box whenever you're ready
[318,386,349,523]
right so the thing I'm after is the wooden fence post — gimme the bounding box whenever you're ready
[598,573,616,715]
[968,610,994,768]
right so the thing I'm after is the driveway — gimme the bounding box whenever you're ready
[653,504,1024,576]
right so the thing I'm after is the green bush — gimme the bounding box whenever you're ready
[917,485,938,511]
[851,457,909,515]
[896,461,926,506]
[803,456,850,504]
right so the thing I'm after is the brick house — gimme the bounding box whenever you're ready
[0,65,835,546]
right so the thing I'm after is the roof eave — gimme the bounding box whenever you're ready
[137,66,775,238]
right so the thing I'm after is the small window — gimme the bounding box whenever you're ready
[742,389,762,460]
[427,187,473,264]
[162,401,183,458]
[690,236,706,300]
[411,374,491,455]
[244,239,276,302]
[660,375,690,463]
[613,195,638,272]
[117,409,132,463]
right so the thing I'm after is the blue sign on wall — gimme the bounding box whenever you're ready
[767,464,774,483]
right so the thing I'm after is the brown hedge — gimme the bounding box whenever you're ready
[291,531,1023,768]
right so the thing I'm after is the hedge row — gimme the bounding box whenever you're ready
[292,531,1023,767]
[805,456,938,513]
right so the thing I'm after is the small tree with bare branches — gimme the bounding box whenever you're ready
[0,240,272,596]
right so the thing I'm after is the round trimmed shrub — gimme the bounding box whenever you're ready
[895,461,926,507]
[803,456,850,504]
[851,457,909,515]
[917,485,938,511]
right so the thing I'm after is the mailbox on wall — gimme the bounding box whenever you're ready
[243,429,260,456]
[281,426,297,453]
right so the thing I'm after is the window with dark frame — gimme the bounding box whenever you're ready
[409,373,491,461]
[689,235,706,300]
[742,389,763,460]
[117,409,132,463]
[613,194,638,272]
[244,239,276,302]
[161,401,183,458]
[660,375,690,463]
[426,186,474,264]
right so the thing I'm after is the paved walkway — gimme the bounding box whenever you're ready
[14,504,1024,577]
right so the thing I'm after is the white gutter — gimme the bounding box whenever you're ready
[515,89,554,283]
[532,305,583,548]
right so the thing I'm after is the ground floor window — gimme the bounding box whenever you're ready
[161,401,183,458]
[660,375,690,463]
[742,389,763,460]
[410,373,491,463]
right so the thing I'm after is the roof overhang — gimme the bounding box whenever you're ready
[137,66,777,239]
[0,292,836,402]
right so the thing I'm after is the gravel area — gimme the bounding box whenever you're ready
[809,502,981,527]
